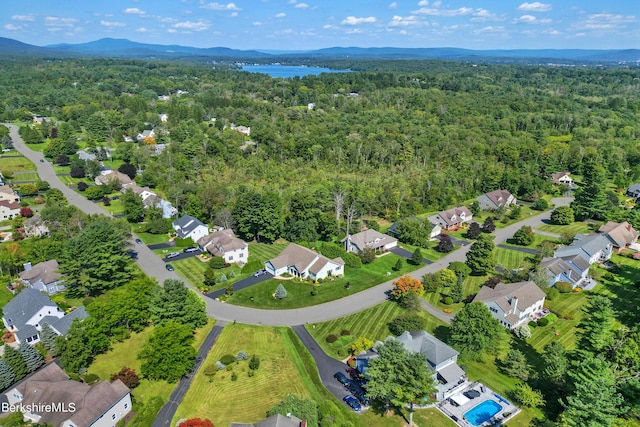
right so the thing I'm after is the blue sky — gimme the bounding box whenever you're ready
[1,1,638,50]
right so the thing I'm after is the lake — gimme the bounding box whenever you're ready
[241,64,351,78]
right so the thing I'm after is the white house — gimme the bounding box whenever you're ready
[172,214,209,242]
[473,281,546,329]
[0,200,21,220]
[2,288,88,345]
[554,233,613,265]
[540,255,591,289]
[94,170,132,187]
[136,129,155,141]
[342,229,398,253]
[0,185,20,203]
[19,260,65,295]
[552,172,574,187]
[476,189,517,211]
[265,243,344,280]
[197,229,248,264]
[428,207,473,231]
[5,363,132,427]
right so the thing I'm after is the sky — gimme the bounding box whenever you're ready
[1,0,638,51]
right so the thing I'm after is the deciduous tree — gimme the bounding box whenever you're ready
[466,234,495,275]
[551,206,575,225]
[139,321,196,383]
[449,302,504,360]
[150,280,207,330]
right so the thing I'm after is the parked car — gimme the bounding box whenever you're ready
[39,159,44,163]
[165,264,174,271]
[334,372,350,386]
[253,269,266,277]
[343,395,361,411]
[135,238,143,244]
[183,246,200,253]
[166,252,180,259]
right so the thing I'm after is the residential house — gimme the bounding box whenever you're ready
[540,255,591,289]
[172,214,209,242]
[473,281,546,329]
[94,170,132,187]
[226,123,251,136]
[355,331,467,401]
[552,172,574,187]
[19,260,65,295]
[627,184,640,199]
[0,200,21,220]
[388,217,442,239]
[159,113,168,122]
[2,288,89,345]
[136,129,155,141]
[32,115,49,124]
[0,184,20,203]
[229,413,305,427]
[554,233,613,265]
[265,243,344,280]
[197,229,248,264]
[428,207,473,231]
[342,229,398,253]
[476,189,517,211]
[122,182,177,218]
[23,213,50,237]
[599,221,639,252]
[5,362,132,427]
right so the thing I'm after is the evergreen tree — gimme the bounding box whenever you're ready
[577,295,615,353]
[450,280,464,303]
[410,248,423,265]
[466,222,481,239]
[4,345,27,381]
[274,283,287,299]
[483,217,496,232]
[449,302,504,360]
[0,359,16,391]
[150,280,207,330]
[465,234,495,275]
[18,342,44,372]
[393,258,403,271]
[499,349,530,381]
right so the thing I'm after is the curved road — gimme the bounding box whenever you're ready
[7,124,571,326]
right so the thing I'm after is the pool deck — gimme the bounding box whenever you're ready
[437,382,521,426]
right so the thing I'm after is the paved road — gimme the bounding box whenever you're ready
[532,228,561,239]
[390,246,433,265]
[292,325,352,404]
[152,322,227,427]
[205,272,273,299]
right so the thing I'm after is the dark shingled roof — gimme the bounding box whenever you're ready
[3,289,62,331]
[172,214,206,239]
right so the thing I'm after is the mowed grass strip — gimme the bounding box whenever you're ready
[0,155,36,172]
[493,247,530,270]
[172,324,311,427]
[536,221,594,236]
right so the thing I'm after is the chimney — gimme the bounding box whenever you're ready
[23,262,32,272]
[510,296,518,313]
[300,421,307,427]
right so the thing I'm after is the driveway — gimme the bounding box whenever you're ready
[205,272,273,299]
[148,241,177,250]
[161,250,200,263]
[152,322,227,427]
[292,325,353,405]
[390,246,433,265]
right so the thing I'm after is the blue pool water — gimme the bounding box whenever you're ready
[464,400,502,426]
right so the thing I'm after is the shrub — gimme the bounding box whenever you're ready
[110,367,140,389]
[555,281,573,293]
[220,354,236,365]
[538,317,550,327]
[326,334,338,343]
[388,313,426,336]
[340,329,351,336]
[236,351,249,361]
[513,325,532,339]
[351,337,374,355]
[231,372,238,381]
[209,256,226,269]
[249,354,260,370]
[203,365,217,376]
[83,373,99,384]
[219,274,227,283]
[274,284,287,300]
[528,321,538,328]
[545,313,558,323]
[531,198,549,211]
[358,247,376,264]
[444,296,453,305]
[545,288,559,301]
[248,370,255,377]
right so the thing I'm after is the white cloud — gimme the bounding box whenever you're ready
[173,20,211,31]
[572,13,635,31]
[294,3,309,9]
[230,12,238,17]
[3,24,22,30]
[101,20,126,27]
[323,24,337,29]
[389,2,398,9]
[199,2,241,11]
[515,14,552,24]
[474,26,505,34]
[517,2,551,12]
[45,17,78,27]
[388,15,426,27]
[136,27,148,32]
[124,8,146,15]
[413,7,473,17]
[341,16,377,25]
[168,28,177,33]
[345,28,363,34]
[418,0,429,5]
[275,13,286,18]
[12,15,35,22]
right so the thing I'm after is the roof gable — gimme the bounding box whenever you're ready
[395,330,459,367]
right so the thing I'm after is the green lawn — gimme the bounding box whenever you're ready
[399,241,459,262]
[100,198,124,215]
[131,224,172,245]
[306,301,449,359]
[0,155,36,173]
[504,233,558,249]
[0,286,14,309]
[536,221,596,236]
[493,247,531,270]
[11,172,39,182]
[172,323,360,427]
[227,253,418,309]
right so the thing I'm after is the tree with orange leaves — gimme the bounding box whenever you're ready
[179,418,214,427]
[390,276,424,301]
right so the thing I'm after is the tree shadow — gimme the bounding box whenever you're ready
[433,325,451,344]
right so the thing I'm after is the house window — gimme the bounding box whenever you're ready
[124,403,128,409]
[229,256,233,261]
[239,253,244,258]
[112,414,117,420]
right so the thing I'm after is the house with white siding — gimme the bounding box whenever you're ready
[265,243,344,280]
[342,229,398,253]
[473,281,546,329]
[477,189,516,211]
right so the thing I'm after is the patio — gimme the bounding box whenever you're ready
[437,382,520,427]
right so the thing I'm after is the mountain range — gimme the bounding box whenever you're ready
[1,37,639,64]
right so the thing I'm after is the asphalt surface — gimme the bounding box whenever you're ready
[389,246,433,265]
[149,241,177,250]
[292,325,353,404]
[161,250,201,263]
[205,271,273,299]
[151,322,227,427]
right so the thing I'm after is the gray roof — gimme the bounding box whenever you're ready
[50,307,88,336]
[481,189,514,208]
[172,214,206,239]
[342,229,397,251]
[432,206,472,227]
[473,281,546,312]
[554,233,611,260]
[3,289,60,330]
[15,324,38,343]
[230,413,303,427]
[627,184,640,195]
[19,260,63,287]
[395,330,459,369]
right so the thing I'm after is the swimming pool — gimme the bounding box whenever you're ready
[464,399,503,426]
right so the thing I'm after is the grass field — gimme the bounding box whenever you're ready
[227,252,418,309]
[536,221,595,236]
[504,233,558,249]
[399,241,459,262]
[0,155,36,173]
[172,323,360,426]
[11,172,39,182]
[493,247,531,270]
